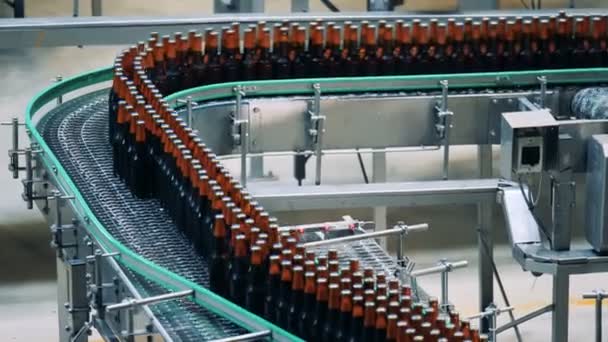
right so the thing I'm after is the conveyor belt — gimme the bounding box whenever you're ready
[37,89,246,341]
[36,87,427,340]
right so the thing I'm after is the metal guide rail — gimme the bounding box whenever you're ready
[2,9,608,48]
[20,66,608,341]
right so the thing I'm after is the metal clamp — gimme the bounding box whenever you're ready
[232,86,249,187]
[308,83,325,185]
[1,117,26,179]
[21,147,47,209]
[537,76,547,109]
[434,80,453,180]
[408,259,468,311]
[582,289,608,342]
[177,95,199,127]
[468,303,514,342]
[85,249,120,319]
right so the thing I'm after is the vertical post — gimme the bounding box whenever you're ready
[538,76,547,109]
[11,117,19,179]
[94,249,105,319]
[127,307,135,342]
[73,0,79,17]
[91,0,102,16]
[373,150,387,249]
[489,305,498,342]
[478,144,493,333]
[186,95,193,128]
[235,86,248,187]
[24,148,33,209]
[56,76,64,104]
[595,296,602,342]
[440,80,451,180]
[552,273,570,342]
[312,84,324,186]
[441,263,449,310]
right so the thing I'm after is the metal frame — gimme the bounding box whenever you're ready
[1,9,608,48]
[11,56,608,341]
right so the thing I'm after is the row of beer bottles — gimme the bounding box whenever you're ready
[236,242,490,341]
[136,14,608,96]
[108,32,491,341]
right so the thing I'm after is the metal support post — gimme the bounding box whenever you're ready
[409,259,468,310]
[435,80,453,180]
[550,169,575,251]
[73,0,79,17]
[468,303,514,342]
[1,117,25,179]
[91,0,102,16]
[552,273,570,342]
[177,96,198,128]
[23,148,34,209]
[233,86,248,187]
[56,76,64,104]
[308,83,325,185]
[301,223,428,249]
[582,290,607,342]
[372,149,387,249]
[478,143,494,333]
[538,76,548,109]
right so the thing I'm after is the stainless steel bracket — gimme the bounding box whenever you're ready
[1,117,26,179]
[582,289,608,342]
[232,85,249,187]
[85,249,121,320]
[308,83,325,185]
[435,80,453,180]
[177,95,198,127]
[408,259,468,311]
[21,147,47,209]
[537,76,548,109]
[468,303,515,342]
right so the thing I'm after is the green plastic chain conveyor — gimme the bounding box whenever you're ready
[25,66,608,341]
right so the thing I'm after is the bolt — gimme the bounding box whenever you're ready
[64,325,71,332]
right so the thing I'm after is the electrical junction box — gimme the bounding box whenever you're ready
[500,110,558,179]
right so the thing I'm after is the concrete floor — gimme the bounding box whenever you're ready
[2,1,608,341]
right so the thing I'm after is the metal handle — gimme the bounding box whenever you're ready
[301,223,428,249]
[106,289,194,312]
[208,330,272,342]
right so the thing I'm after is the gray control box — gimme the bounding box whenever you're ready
[586,135,608,253]
[500,110,558,179]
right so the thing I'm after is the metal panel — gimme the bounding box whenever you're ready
[190,92,552,155]
[585,135,608,253]
[3,10,608,47]
[248,179,500,211]
[500,185,542,245]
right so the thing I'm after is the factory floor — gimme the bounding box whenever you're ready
[3,1,608,341]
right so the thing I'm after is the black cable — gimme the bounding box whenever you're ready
[356,150,369,184]
[530,0,535,9]
[478,229,524,342]
[4,0,14,7]
[520,0,530,9]
[537,0,542,9]
[320,0,340,12]
[518,177,553,247]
